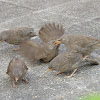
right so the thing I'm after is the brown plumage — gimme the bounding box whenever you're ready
[20,23,64,62]
[39,23,64,42]
[55,34,100,57]
[6,58,28,88]
[48,52,84,77]
[0,27,36,50]
[48,52,99,77]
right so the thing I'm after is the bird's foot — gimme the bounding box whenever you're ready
[66,68,77,78]
[22,78,29,84]
[85,56,88,58]
[66,74,76,78]
[46,68,52,72]
[54,72,64,75]
[12,47,20,51]
[13,81,17,88]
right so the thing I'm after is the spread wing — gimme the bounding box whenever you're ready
[39,23,64,42]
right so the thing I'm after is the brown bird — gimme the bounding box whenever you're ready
[20,23,64,62]
[0,27,36,50]
[47,52,84,77]
[6,58,28,88]
[47,52,99,77]
[55,34,100,58]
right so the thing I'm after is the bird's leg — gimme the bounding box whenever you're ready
[83,55,88,59]
[54,72,64,75]
[47,68,52,72]
[12,47,20,51]
[85,56,88,58]
[30,59,36,62]
[13,80,17,88]
[66,68,78,78]
[22,77,29,84]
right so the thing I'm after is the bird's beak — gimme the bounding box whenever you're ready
[15,77,19,82]
[54,39,62,45]
[47,68,52,72]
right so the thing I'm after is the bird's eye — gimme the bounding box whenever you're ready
[30,31,33,33]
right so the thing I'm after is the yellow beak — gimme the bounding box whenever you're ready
[46,68,52,72]
[54,40,62,45]
[15,77,19,82]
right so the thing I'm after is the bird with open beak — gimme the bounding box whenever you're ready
[0,27,36,51]
[6,58,28,88]
[20,23,64,62]
[55,34,100,59]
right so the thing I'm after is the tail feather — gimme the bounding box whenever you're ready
[92,41,100,49]
[39,22,64,42]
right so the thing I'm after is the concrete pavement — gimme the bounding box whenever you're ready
[0,0,100,100]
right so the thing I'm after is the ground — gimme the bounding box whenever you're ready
[0,0,100,100]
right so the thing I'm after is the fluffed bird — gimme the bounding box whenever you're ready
[0,27,36,50]
[6,58,28,88]
[20,23,64,62]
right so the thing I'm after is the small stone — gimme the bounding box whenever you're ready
[32,96,35,99]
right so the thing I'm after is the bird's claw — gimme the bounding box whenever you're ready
[22,78,29,84]
[12,47,20,51]
[66,74,76,78]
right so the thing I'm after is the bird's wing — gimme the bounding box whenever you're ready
[49,52,81,71]
[20,40,47,61]
[39,22,64,42]
[6,60,13,74]
[66,34,100,51]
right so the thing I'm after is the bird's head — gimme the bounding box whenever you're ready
[28,28,37,37]
[46,40,60,50]
[0,32,8,43]
[54,36,65,45]
[15,77,19,82]
[0,38,3,43]
[13,68,23,82]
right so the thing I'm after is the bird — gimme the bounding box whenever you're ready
[0,27,36,51]
[54,34,100,58]
[6,58,28,88]
[47,52,84,77]
[20,23,64,62]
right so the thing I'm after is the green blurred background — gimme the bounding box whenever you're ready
[77,93,100,100]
